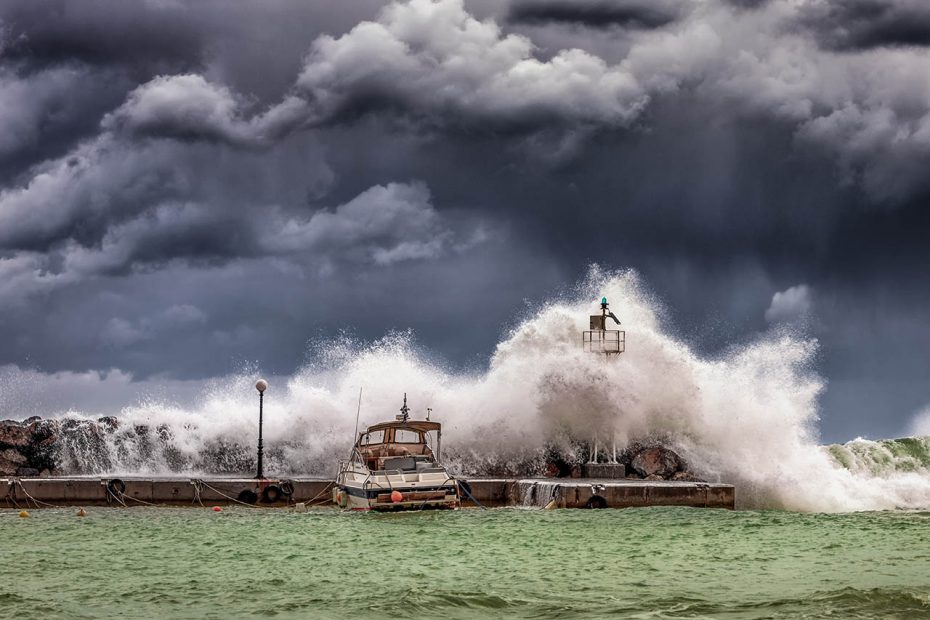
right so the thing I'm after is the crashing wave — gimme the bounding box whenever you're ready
[4,267,930,512]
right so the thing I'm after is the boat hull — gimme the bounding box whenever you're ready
[334,482,459,511]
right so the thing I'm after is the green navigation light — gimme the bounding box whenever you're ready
[601,297,607,305]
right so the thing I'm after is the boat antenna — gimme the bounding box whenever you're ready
[426,407,432,421]
[398,393,410,422]
[353,387,363,440]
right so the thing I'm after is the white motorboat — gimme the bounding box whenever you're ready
[334,395,461,511]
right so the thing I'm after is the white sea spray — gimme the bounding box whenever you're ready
[46,267,930,511]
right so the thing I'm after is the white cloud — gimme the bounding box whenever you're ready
[263,181,470,266]
[103,74,309,148]
[295,0,650,128]
[765,284,813,323]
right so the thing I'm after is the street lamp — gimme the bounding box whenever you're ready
[255,379,267,479]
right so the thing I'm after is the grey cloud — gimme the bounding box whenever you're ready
[59,201,261,277]
[0,252,73,309]
[722,0,770,9]
[79,0,930,208]
[508,0,684,30]
[293,0,654,128]
[797,0,930,51]
[103,75,310,148]
[264,181,476,266]
[101,304,208,348]
[796,103,930,203]
[0,125,334,254]
[0,137,184,250]
[0,66,91,159]
[0,0,203,72]
[4,180,485,308]
[100,0,652,147]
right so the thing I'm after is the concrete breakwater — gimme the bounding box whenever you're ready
[2,476,735,509]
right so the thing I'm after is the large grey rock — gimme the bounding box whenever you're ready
[1,449,25,465]
[0,422,33,449]
[0,418,62,474]
[631,446,683,479]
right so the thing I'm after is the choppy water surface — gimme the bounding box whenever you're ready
[3,507,929,619]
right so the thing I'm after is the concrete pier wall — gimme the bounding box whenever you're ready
[2,477,735,509]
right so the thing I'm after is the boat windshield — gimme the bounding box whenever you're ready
[395,429,423,443]
[354,425,436,470]
[360,430,385,445]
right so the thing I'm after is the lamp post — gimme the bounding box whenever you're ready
[255,379,267,479]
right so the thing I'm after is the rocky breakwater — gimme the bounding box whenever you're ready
[545,442,705,482]
[0,417,60,477]
[0,416,274,476]
[629,446,704,481]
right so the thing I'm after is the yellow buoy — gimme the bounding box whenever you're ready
[76,508,87,517]
[19,510,29,518]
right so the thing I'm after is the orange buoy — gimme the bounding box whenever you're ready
[76,508,87,517]
[390,490,403,503]
[19,510,29,518]
[212,506,222,512]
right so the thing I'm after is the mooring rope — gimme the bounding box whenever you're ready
[453,477,486,510]
[119,493,158,507]
[191,479,205,507]
[13,479,58,508]
[299,481,335,507]
[105,485,128,507]
[2,479,20,509]
[195,479,263,509]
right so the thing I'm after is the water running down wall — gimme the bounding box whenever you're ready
[41,268,930,511]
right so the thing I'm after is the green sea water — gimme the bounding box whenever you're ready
[2,506,930,619]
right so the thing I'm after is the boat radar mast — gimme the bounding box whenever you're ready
[396,393,411,422]
[583,296,625,355]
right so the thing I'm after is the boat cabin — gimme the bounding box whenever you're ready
[355,420,442,473]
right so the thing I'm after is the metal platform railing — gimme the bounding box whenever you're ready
[583,330,625,354]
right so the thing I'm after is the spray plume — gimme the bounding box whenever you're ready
[49,267,930,511]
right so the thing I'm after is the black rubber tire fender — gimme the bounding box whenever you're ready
[279,480,294,497]
[586,494,608,509]
[107,478,126,496]
[261,485,283,504]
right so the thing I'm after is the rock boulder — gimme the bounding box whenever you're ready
[631,446,683,478]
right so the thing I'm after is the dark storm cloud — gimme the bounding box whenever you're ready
[0,0,929,441]
[47,0,928,206]
[0,0,202,73]
[722,0,770,9]
[796,0,930,51]
[507,0,682,30]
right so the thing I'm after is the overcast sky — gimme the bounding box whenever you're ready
[1,0,929,442]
